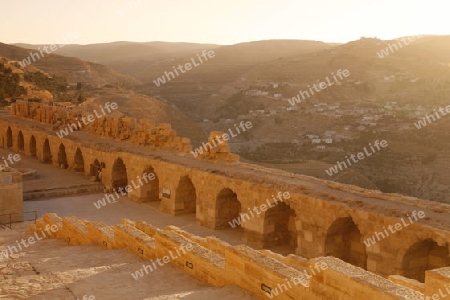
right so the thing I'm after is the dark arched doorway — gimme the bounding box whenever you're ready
[215,188,241,229]
[43,139,52,163]
[73,148,85,172]
[140,166,159,201]
[6,127,12,148]
[112,158,128,192]
[29,135,37,157]
[174,176,196,214]
[324,217,367,269]
[58,144,68,168]
[263,202,297,252]
[402,239,450,282]
[17,131,24,151]
[90,159,102,181]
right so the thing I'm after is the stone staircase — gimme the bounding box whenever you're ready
[20,213,436,300]
[0,221,259,300]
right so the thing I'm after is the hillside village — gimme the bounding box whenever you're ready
[207,76,439,153]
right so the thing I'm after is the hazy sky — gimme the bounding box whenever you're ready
[2,0,448,45]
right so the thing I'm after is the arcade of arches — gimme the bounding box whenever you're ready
[1,119,449,284]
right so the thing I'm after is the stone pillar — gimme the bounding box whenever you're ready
[0,167,23,224]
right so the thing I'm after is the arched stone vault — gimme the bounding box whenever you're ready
[6,127,13,148]
[0,120,449,281]
[174,175,197,215]
[29,135,37,157]
[17,131,24,151]
[400,239,450,282]
[324,216,367,269]
[72,148,85,172]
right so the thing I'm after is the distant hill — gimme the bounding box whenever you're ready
[15,36,450,118]
[0,43,140,88]
[5,36,450,202]
[127,40,338,83]
[0,52,204,145]
[17,39,338,120]
[13,40,338,83]
[209,39,340,63]
[15,41,222,63]
[237,35,450,105]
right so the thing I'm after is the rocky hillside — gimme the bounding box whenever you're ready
[0,54,205,145]
[0,43,140,88]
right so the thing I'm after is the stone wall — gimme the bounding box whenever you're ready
[8,101,241,160]
[8,101,193,153]
[0,167,23,224]
[1,112,450,284]
[191,131,239,162]
[30,213,450,300]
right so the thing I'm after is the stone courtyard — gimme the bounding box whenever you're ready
[0,222,258,299]
[0,103,449,299]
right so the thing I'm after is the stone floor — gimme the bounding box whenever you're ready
[0,148,102,199]
[0,223,260,300]
[24,194,247,248]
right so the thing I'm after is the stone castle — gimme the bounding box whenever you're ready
[2,101,450,299]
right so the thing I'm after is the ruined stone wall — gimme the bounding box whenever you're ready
[86,117,193,152]
[9,101,67,124]
[192,131,239,162]
[8,101,241,160]
[8,101,193,153]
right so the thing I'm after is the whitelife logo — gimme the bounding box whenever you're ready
[191,121,253,158]
[0,225,59,261]
[18,31,80,68]
[116,0,148,16]
[363,211,426,247]
[414,105,450,129]
[267,262,329,298]
[56,102,118,138]
[153,50,215,87]
[0,153,21,171]
[325,140,388,176]
[376,35,423,58]
[288,69,350,106]
[228,192,290,228]
[131,243,193,280]
[77,296,95,300]
[93,171,156,209]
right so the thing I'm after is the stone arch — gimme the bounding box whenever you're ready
[29,135,37,157]
[90,159,102,181]
[263,202,297,251]
[43,139,52,163]
[324,217,367,269]
[73,148,85,172]
[6,127,12,148]
[401,239,450,282]
[215,188,241,229]
[17,131,24,151]
[112,158,128,192]
[174,175,196,214]
[140,166,160,201]
[57,143,68,168]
